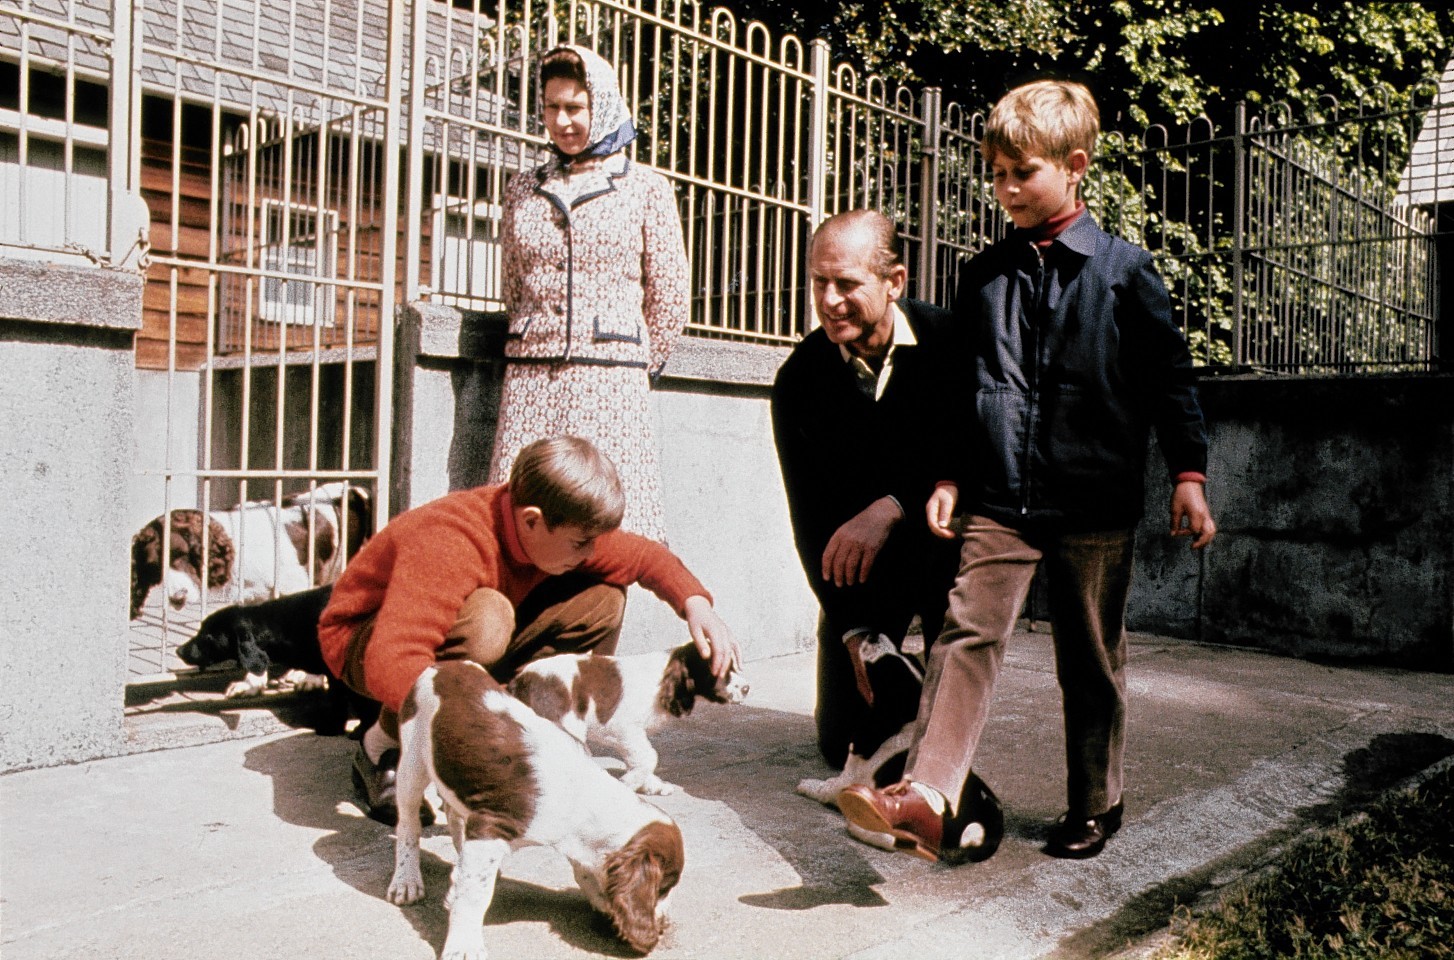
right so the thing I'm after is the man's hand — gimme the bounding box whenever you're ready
[683,595,741,677]
[845,631,874,707]
[926,482,959,539]
[822,496,901,588]
[1170,481,1216,549]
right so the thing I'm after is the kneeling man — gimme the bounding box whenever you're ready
[771,209,963,773]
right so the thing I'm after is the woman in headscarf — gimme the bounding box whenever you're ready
[489,44,690,544]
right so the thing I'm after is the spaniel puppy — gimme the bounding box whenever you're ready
[508,642,750,795]
[175,585,378,735]
[129,482,372,619]
[130,510,234,619]
[388,661,684,959]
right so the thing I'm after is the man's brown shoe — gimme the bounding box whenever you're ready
[838,781,944,861]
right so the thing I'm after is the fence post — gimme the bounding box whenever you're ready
[804,38,829,329]
[403,0,428,304]
[1231,100,1247,368]
[377,0,407,524]
[918,86,942,301]
[107,0,143,271]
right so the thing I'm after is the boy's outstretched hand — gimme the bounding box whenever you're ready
[683,595,741,677]
[925,482,960,540]
[1170,481,1216,549]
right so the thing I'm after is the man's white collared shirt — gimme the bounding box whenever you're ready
[839,302,916,401]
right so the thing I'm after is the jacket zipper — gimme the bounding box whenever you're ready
[1020,243,1045,516]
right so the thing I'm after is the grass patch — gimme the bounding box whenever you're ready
[1153,764,1454,960]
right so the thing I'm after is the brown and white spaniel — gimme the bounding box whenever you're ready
[387,660,684,958]
[508,642,750,795]
[129,482,371,619]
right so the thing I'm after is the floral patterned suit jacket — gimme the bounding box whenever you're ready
[500,153,690,377]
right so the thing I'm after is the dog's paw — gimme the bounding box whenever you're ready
[846,820,898,852]
[386,869,425,906]
[442,921,488,960]
[441,935,487,960]
[630,775,676,796]
[796,777,844,807]
[223,673,267,699]
[281,669,329,693]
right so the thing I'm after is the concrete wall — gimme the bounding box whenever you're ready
[393,305,817,662]
[1130,375,1454,669]
[0,257,142,769]
[7,290,1445,773]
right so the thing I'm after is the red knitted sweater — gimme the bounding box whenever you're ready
[317,484,708,712]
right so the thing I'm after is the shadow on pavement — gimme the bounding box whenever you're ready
[241,731,662,957]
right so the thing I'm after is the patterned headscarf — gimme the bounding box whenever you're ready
[541,44,637,161]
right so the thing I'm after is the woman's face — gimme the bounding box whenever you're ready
[543,77,591,156]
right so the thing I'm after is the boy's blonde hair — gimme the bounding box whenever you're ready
[982,79,1100,166]
[508,435,626,534]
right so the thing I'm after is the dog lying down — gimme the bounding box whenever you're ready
[796,634,923,808]
[794,634,936,851]
[794,635,1005,861]
[174,585,378,736]
[388,661,685,959]
[507,642,751,795]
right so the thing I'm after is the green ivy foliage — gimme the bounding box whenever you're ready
[729,1,1452,130]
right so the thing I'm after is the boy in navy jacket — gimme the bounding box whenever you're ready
[839,79,1216,863]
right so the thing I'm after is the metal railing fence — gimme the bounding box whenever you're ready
[1090,97,1444,373]
[407,0,1444,372]
[6,0,1445,374]
[0,0,145,271]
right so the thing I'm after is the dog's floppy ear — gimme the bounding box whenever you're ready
[130,520,164,618]
[602,821,682,954]
[201,516,234,589]
[345,485,373,556]
[657,649,694,718]
[232,618,271,677]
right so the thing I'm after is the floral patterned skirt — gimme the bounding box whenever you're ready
[487,361,669,543]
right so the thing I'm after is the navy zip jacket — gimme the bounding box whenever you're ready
[952,212,1208,533]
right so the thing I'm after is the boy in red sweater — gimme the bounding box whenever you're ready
[319,435,739,825]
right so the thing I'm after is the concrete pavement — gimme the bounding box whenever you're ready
[5,629,1454,960]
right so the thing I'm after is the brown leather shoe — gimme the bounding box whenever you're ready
[1045,801,1123,859]
[352,746,435,828]
[838,781,944,861]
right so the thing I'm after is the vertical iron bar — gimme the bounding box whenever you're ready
[1231,101,1246,368]
[376,0,406,523]
[108,0,137,266]
[918,86,940,300]
[805,38,828,328]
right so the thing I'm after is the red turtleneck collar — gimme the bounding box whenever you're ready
[1029,202,1086,247]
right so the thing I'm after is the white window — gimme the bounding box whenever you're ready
[433,201,504,310]
[259,199,338,327]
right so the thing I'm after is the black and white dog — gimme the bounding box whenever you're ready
[174,584,377,735]
[796,634,924,805]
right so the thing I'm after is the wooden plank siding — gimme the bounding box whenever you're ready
[136,131,434,371]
